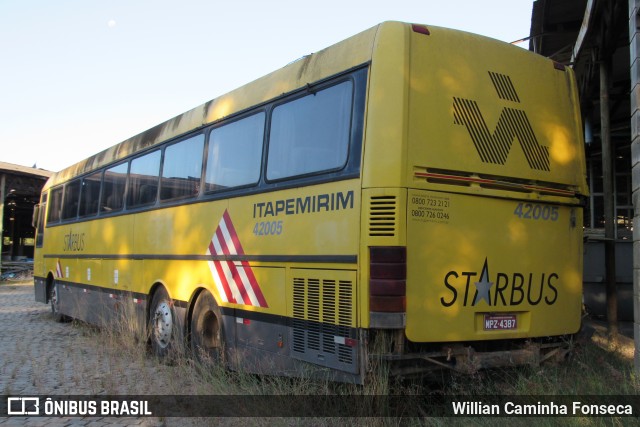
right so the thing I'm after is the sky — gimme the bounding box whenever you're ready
[1,0,535,172]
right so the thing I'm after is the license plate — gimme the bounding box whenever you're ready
[483,314,517,330]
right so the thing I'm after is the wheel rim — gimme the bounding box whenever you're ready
[50,285,59,314]
[153,301,173,349]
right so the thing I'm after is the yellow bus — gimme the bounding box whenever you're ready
[33,21,588,383]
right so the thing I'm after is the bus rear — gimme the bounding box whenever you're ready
[363,23,588,373]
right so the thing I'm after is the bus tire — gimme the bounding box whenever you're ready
[191,291,224,363]
[49,282,68,322]
[149,286,176,359]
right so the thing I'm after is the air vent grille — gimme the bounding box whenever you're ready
[291,272,357,373]
[369,196,397,237]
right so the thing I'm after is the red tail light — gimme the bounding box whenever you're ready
[369,246,406,313]
[411,24,431,36]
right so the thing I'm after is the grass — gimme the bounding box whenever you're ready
[3,280,636,425]
[79,304,638,426]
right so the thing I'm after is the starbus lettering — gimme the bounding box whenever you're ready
[440,258,558,307]
[63,229,85,252]
[253,190,354,218]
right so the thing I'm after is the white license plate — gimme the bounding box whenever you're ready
[484,314,517,330]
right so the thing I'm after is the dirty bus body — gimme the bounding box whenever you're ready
[33,22,587,383]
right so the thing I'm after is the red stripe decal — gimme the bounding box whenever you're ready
[209,241,235,303]
[206,210,268,308]
[215,227,251,305]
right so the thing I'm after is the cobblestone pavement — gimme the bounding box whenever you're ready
[0,281,334,427]
[0,281,209,427]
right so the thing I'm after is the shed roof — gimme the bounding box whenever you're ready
[0,161,52,179]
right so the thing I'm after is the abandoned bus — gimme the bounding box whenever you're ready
[33,22,588,383]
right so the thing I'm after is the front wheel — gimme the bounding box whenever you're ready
[149,286,177,358]
[190,291,224,363]
[49,282,68,322]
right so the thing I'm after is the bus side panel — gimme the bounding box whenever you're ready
[405,189,583,343]
[227,181,361,375]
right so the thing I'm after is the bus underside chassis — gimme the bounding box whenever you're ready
[368,329,577,378]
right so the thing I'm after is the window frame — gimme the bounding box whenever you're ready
[126,149,162,209]
[160,133,206,203]
[60,179,81,221]
[100,161,129,215]
[204,111,266,195]
[265,79,355,183]
[46,186,64,224]
[78,170,103,218]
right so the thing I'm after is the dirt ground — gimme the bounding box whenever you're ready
[0,280,203,427]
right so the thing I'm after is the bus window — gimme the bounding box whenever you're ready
[47,187,63,223]
[61,180,81,220]
[267,81,352,181]
[127,150,161,208]
[79,171,102,217]
[35,193,47,246]
[101,162,128,213]
[205,112,265,192]
[161,134,205,201]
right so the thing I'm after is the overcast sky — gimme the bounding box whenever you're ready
[0,0,534,172]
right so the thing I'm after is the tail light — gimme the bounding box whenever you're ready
[369,246,406,312]
[411,24,431,36]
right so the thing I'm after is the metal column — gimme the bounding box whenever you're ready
[600,57,618,337]
[629,0,640,371]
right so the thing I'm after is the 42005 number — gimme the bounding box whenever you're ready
[253,220,283,236]
[513,203,559,221]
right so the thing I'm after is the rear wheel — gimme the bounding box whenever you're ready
[191,291,224,363]
[150,286,176,358]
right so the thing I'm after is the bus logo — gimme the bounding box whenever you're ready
[452,71,550,171]
[206,210,268,308]
[440,257,559,308]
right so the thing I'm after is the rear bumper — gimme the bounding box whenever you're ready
[375,335,577,377]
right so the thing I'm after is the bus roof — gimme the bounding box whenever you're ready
[44,21,584,194]
[44,22,384,190]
